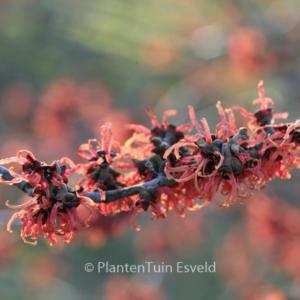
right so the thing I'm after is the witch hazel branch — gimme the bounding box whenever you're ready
[0,81,299,246]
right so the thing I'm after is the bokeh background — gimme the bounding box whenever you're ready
[1,0,300,299]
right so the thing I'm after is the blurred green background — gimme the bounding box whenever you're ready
[1,0,300,299]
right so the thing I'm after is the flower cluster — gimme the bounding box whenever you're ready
[164,81,300,208]
[1,81,300,245]
[0,151,94,245]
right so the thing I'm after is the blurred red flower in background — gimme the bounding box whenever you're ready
[103,275,166,300]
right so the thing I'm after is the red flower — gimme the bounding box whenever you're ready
[232,80,288,133]
[6,184,94,246]
[0,150,66,199]
[123,108,192,161]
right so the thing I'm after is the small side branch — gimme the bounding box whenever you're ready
[0,166,35,197]
[85,175,176,203]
